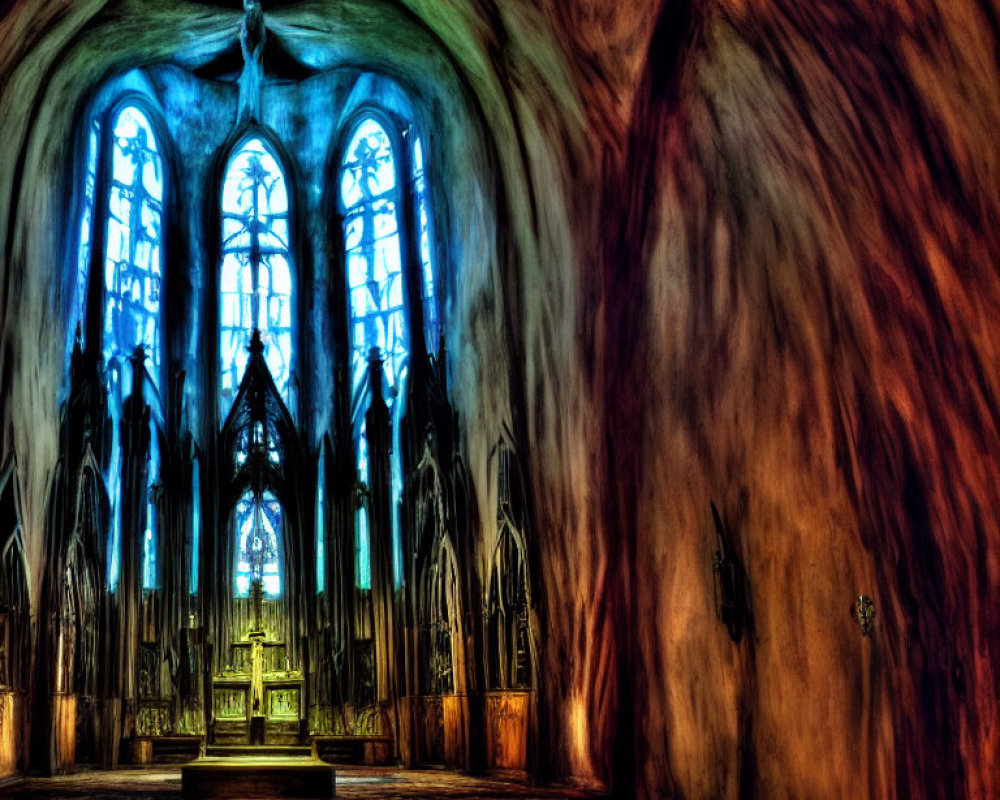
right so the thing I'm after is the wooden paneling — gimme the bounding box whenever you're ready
[418,695,444,765]
[442,693,467,769]
[51,694,76,775]
[0,692,18,778]
[211,682,249,745]
[264,681,302,744]
[485,691,529,772]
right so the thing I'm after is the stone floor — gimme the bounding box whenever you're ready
[0,765,606,799]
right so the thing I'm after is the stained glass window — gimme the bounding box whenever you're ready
[142,431,159,589]
[316,449,326,595]
[99,104,164,592]
[191,458,201,595]
[355,504,371,591]
[75,119,100,340]
[102,105,163,390]
[219,137,293,417]
[411,136,439,353]
[105,363,123,592]
[234,489,282,597]
[355,434,371,589]
[341,117,409,589]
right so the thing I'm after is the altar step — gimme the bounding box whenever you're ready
[182,756,335,799]
[205,744,312,758]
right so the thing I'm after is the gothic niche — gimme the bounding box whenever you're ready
[0,459,29,774]
[411,454,462,766]
[64,476,102,765]
[484,435,536,773]
[213,332,306,747]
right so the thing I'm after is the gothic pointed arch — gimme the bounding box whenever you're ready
[100,97,171,394]
[336,108,413,590]
[0,456,30,696]
[485,435,535,692]
[218,129,297,420]
[409,447,462,697]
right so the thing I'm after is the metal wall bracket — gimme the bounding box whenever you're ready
[852,594,875,637]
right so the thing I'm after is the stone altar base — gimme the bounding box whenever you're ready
[181,756,335,799]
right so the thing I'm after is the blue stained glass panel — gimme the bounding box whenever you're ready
[100,105,163,592]
[103,106,162,388]
[142,430,159,589]
[341,117,409,589]
[411,137,439,352]
[105,364,123,592]
[75,119,100,340]
[219,138,293,417]
[341,119,409,411]
[316,450,326,595]
[234,489,282,597]
[191,458,201,595]
[355,504,371,591]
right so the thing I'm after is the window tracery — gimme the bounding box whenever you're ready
[316,446,326,595]
[103,105,163,391]
[411,136,439,352]
[219,136,293,418]
[341,118,409,406]
[74,119,100,340]
[234,489,282,598]
[142,433,159,589]
[97,103,166,591]
[341,116,410,589]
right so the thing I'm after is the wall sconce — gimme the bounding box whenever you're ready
[711,501,746,644]
[852,595,875,637]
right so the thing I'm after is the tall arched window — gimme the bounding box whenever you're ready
[411,135,439,353]
[219,136,293,599]
[73,119,100,341]
[316,446,326,595]
[103,104,164,391]
[142,434,159,589]
[340,116,409,589]
[219,136,293,418]
[100,102,166,591]
[190,456,201,595]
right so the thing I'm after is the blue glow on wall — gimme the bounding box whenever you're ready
[219,137,293,418]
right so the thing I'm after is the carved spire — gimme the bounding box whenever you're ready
[239,0,266,123]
